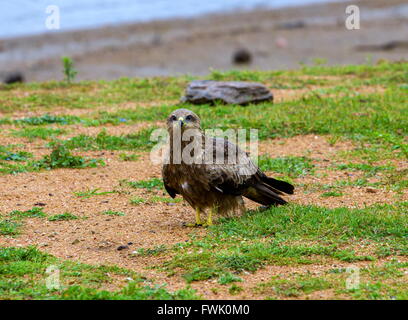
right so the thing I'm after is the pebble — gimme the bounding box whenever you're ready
[232,48,252,64]
[34,202,46,206]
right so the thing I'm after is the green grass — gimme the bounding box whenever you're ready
[100,210,125,216]
[0,207,47,236]
[121,178,164,191]
[259,156,315,177]
[229,284,243,295]
[9,207,47,218]
[118,152,140,161]
[52,128,157,151]
[321,191,344,198]
[1,61,407,300]
[48,213,78,221]
[11,127,66,140]
[149,196,181,203]
[159,202,407,283]
[131,245,167,257]
[0,144,104,175]
[0,220,21,236]
[218,272,243,285]
[253,259,408,299]
[6,114,80,125]
[130,197,147,205]
[0,145,32,162]
[307,164,408,194]
[0,62,406,159]
[0,246,198,300]
[334,162,395,177]
[255,275,332,298]
[74,188,116,199]
[129,195,181,205]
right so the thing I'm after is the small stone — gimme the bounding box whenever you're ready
[127,242,133,246]
[71,239,80,245]
[181,80,273,105]
[366,188,377,193]
[167,202,177,206]
[276,20,306,30]
[232,48,252,65]
[3,71,24,84]
[34,202,46,207]
[117,245,129,251]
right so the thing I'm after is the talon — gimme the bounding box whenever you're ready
[183,223,203,228]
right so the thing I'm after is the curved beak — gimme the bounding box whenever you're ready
[178,117,184,128]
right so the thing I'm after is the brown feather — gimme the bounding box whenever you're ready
[162,109,294,219]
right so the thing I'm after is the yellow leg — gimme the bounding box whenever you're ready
[184,208,203,227]
[207,207,215,226]
[195,208,202,225]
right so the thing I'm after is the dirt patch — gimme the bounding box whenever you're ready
[0,100,178,118]
[259,135,354,159]
[0,132,406,299]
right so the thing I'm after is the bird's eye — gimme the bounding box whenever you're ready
[186,115,193,121]
[170,115,177,121]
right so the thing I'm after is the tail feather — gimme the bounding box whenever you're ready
[263,176,294,195]
[244,184,287,206]
[243,174,294,207]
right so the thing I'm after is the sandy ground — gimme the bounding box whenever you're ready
[1,0,408,81]
[0,78,406,298]
[0,128,406,299]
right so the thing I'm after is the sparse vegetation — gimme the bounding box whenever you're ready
[62,56,78,83]
[11,127,66,140]
[321,191,344,198]
[0,246,198,299]
[48,212,79,221]
[0,62,407,300]
[259,156,315,177]
[118,153,140,161]
[36,144,104,170]
[53,128,157,151]
[121,178,164,191]
[0,144,104,174]
[100,210,125,216]
[74,188,116,199]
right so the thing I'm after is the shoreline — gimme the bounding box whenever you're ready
[0,0,348,40]
[1,0,407,81]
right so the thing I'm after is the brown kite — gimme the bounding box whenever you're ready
[162,109,294,226]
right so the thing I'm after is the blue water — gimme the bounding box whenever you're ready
[1,0,341,39]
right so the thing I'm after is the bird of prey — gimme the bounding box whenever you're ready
[162,108,294,226]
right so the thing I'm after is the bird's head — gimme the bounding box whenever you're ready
[166,109,201,133]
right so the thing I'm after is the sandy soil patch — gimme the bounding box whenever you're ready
[1,132,406,298]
